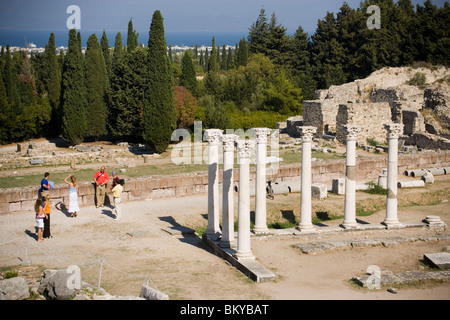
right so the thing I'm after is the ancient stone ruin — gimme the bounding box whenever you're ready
[299,66,450,150]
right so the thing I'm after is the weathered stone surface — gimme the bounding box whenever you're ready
[0,277,30,300]
[139,285,169,300]
[424,252,450,269]
[332,178,345,195]
[421,172,434,183]
[311,183,327,199]
[38,267,81,300]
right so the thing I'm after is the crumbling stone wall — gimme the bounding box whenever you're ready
[336,103,391,145]
[303,100,339,137]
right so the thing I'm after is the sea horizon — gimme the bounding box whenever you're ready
[0,29,250,48]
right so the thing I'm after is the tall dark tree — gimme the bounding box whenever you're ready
[108,46,147,139]
[127,18,139,52]
[100,30,112,78]
[237,37,248,67]
[266,12,290,66]
[142,10,176,153]
[287,26,316,100]
[248,7,269,55]
[43,33,62,136]
[61,29,87,145]
[85,33,109,138]
[311,11,347,89]
[179,50,197,96]
[208,37,218,72]
[3,45,19,104]
[221,44,228,70]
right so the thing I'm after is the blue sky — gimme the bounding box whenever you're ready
[0,0,444,35]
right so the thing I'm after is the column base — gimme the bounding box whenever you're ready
[234,251,255,261]
[252,226,270,234]
[340,221,359,229]
[381,220,402,229]
[205,230,221,241]
[296,224,316,233]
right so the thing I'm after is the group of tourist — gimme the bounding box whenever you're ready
[34,166,124,241]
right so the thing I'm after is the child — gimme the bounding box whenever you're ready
[111,179,124,220]
[43,194,52,238]
[35,199,46,242]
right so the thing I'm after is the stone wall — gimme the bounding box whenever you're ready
[1,151,450,215]
[336,103,392,145]
[303,100,339,137]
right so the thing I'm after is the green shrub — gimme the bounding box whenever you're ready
[408,72,426,86]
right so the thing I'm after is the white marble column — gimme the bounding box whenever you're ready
[204,129,223,236]
[235,140,256,260]
[252,127,271,234]
[341,124,360,229]
[382,123,403,227]
[220,134,238,248]
[297,126,317,232]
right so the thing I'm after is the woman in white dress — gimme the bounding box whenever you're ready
[64,174,79,217]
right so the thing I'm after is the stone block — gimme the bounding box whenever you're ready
[423,252,450,269]
[311,183,327,199]
[0,277,30,300]
[378,173,387,188]
[146,179,160,190]
[29,159,44,165]
[9,202,21,212]
[139,285,169,300]
[331,178,345,195]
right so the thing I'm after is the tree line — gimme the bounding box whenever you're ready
[0,0,448,152]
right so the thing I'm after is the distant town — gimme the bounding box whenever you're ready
[0,42,236,56]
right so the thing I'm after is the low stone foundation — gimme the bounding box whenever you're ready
[1,151,450,215]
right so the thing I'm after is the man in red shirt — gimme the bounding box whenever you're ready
[93,166,109,208]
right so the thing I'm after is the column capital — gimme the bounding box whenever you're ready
[204,129,223,145]
[344,124,361,141]
[252,127,272,144]
[222,134,238,152]
[237,140,255,159]
[297,126,317,142]
[384,123,403,139]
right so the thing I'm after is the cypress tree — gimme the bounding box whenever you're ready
[221,44,227,70]
[142,10,176,153]
[208,37,218,72]
[61,29,87,145]
[180,50,197,96]
[108,46,147,139]
[113,32,124,64]
[85,33,109,139]
[227,46,234,70]
[237,37,248,66]
[4,45,19,104]
[44,33,62,136]
[127,18,139,52]
[100,30,112,78]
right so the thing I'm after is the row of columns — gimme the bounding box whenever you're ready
[205,122,403,261]
[296,123,404,231]
[205,128,272,260]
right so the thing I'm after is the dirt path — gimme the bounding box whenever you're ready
[1,186,449,300]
